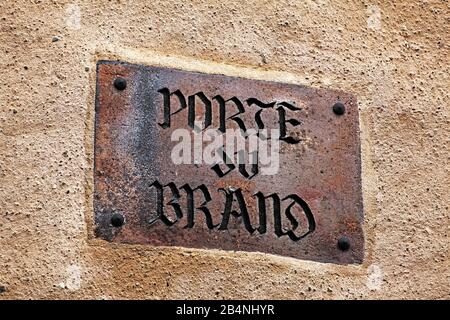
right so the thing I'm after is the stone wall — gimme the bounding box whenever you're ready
[0,0,448,299]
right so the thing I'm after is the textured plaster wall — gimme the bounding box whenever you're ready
[0,0,449,299]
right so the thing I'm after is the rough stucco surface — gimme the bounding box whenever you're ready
[0,0,449,299]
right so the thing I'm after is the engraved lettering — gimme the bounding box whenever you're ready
[148,180,315,241]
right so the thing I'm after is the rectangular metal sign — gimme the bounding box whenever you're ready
[94,60,364,264]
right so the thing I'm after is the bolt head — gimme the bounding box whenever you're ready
[337,236,351,251]
[333,102,345,115]
[111,212,125,227]
[114,77,127,90]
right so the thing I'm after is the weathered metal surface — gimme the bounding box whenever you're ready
[94,60,364,264]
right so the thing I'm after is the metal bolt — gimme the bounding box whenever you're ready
[337,236,351,251]
[114,77,127,90]
[111,212,125,227]
[332,102,345,115]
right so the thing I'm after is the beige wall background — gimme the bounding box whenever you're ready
[0,0,448,299]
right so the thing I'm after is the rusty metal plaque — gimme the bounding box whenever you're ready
[94,60,364,264]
